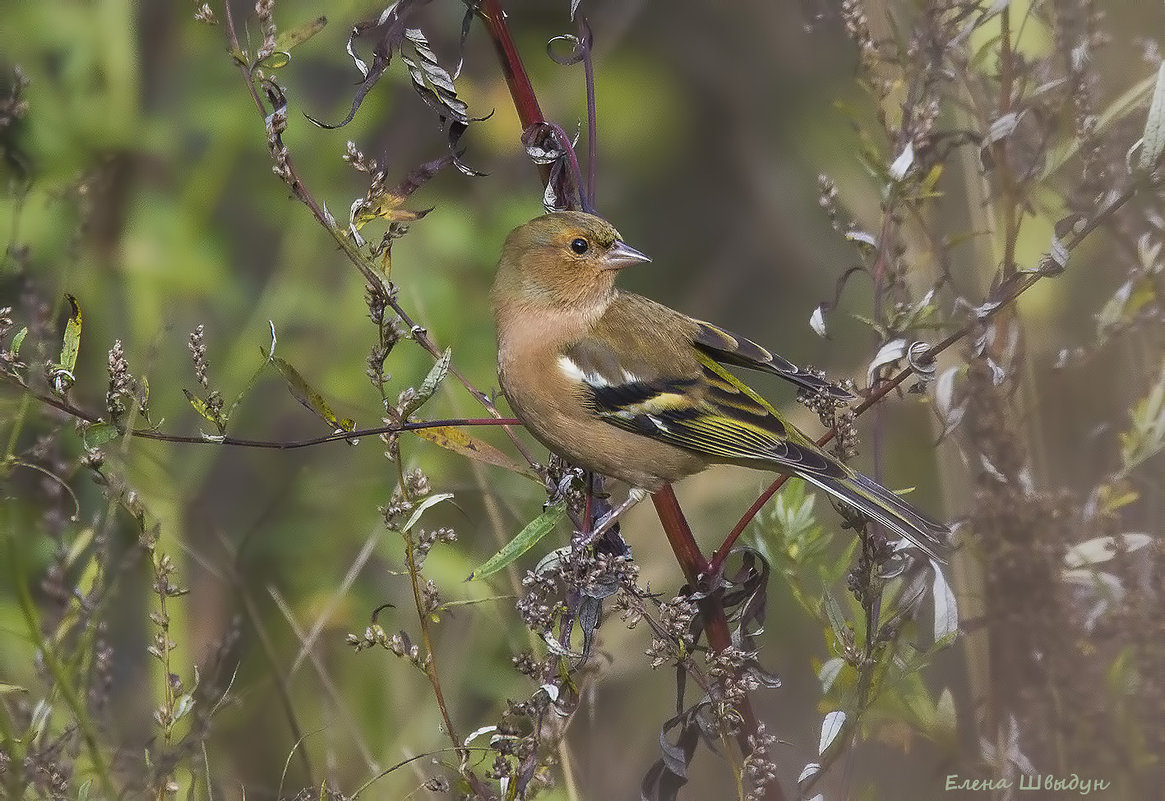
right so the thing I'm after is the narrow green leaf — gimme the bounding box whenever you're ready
[822,592,848,645]
[183,388,224,433]
[10,326,26,356]
[0,682,29,695]
[401,492,454,533]
[468,503,567,581]
[272,356,354,432]
[63,527,95,571]
[402,348,451,419]
[275,15,327,52]
[59,294,82,374]
[934,688,957,740]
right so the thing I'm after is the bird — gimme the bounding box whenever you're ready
[491,210,949,558]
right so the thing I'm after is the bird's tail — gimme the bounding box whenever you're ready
[800,469,949,560]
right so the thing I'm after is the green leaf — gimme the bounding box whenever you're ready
[272,355,355,432]
[1120,363,1165,474]
[934,687,957,741]
[468,503,567,581]
[9,326,26,356]
[401,348,450,419]
[0,682,29,695]
[81,421,120,448]
[275,15,327,53]
[59,294,82,374]
[400,492,454,534]
[822,592,849,646]
[183,388,224,434]
[172,692,195,723]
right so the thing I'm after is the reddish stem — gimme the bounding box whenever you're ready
[709,475,791,575]
[478,0,550,185]
[652,486,786,801]
[651,485,708,582]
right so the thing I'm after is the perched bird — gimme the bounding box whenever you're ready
[492,211,948,558]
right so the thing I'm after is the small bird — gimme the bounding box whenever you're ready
[492,211,948,557]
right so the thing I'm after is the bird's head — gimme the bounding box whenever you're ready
[494,211,651,310]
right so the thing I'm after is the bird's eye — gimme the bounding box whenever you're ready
[570,237,589,255]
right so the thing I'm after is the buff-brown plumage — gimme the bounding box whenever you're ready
[492,211,949,557]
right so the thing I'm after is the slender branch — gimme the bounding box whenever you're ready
[0,376,522,450]
[404,534,465,762]
[577,15,597,209]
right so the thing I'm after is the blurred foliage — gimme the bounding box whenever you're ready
[1,1,1163,800]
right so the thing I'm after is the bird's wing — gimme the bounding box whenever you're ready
[563,315,948,557]
[692,320,855,401]
[563,324,845,480]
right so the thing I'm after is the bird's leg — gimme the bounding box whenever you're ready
[574,487,648,547]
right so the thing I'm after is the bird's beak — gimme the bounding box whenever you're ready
[603,240,652,270]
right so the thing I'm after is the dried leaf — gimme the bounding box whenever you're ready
[889,141,915,181]
[818,710,846,755]
[412,424,534,478]
[797,762,821,786]
[1137,62,1165,172]
[867,338,907,385]
[817,657,844,693]
[1063,533,1153,568]
[809,305,827,337]
[931,562,959,641]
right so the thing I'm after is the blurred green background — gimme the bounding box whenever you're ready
[1,1,1162,799]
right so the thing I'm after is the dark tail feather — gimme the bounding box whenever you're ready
[802,470,950,560]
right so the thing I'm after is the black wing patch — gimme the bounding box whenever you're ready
[693,320,854,401]
[578,357,843,479]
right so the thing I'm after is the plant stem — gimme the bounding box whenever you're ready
[7,534,118,800]
[651,487,788,801]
